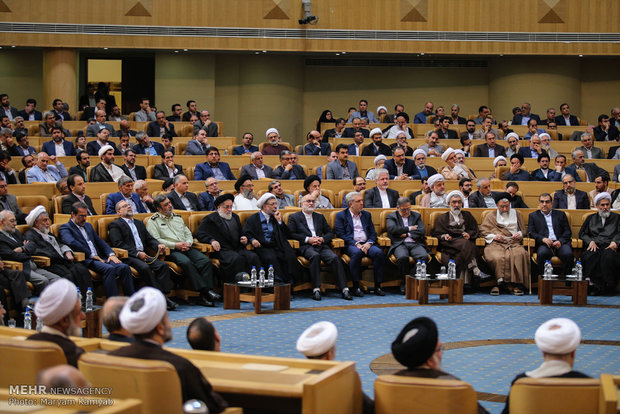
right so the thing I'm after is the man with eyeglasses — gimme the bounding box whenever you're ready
[551,174,589,210]
[273,150,307,180]
[268,180,294,209]
[198,177,221,211]
[193,110,219,137]
[528,193,574,277]
[386,113,414,139]
[147,111,177,137]
[513,102,540,126]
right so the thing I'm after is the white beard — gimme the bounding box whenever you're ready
[598,210,610,219]
[218,210,232,220]
[242,190,254,200]
[450,207,461,214]
[302,206,315,214]
[36,226,50,235]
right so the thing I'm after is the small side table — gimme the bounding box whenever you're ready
[81,307,102,338]
[406,276,463,304]
[538,276,588,305]
[223,283,291,314]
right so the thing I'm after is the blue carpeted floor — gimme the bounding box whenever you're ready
[162,290,620,414]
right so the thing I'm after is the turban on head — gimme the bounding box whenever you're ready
[374,154,387,165]
[534,318,581,355]
[296,321,338,357]
[304,175,321,192]
[539,132,551,140]
[256,192,276,209]
[265,128,279,138]
[441,148,455,162]
[234,174,252,192]
[119,287,167,335]
[26,206,47,228]
[413,149,426,159]
[493,156,507,167]
[391,317,438,369]
[98,144,114,157]
[376,106,387,114]
[34,279,78,325]
[446,190,465,203]
[505,132,520,141]
[369,128,383,138]
[594,192,612,206]
[427,173,444,189]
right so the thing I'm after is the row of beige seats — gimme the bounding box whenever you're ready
[1,327,617,414]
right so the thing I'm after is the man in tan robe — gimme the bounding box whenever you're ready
[481,197,530,296]
[440,148,475,181]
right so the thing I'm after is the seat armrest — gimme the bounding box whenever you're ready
[288,239,300,249]
[192,241,213,253]
[377,236,391,247]
[425,236,438,247]
[3,260,23,270]
[32,256,51,267]
[522,237,536,247]
[475,238,486,247]
[572,238,582,248]
[111,248,128,259]
[331,238,344,248]
[73,251,86,261]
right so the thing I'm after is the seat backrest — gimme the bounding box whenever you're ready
[509,377,601,414]
[99,192,110,215]
[374,375,478,414]
[79,352,183,414]
[576,168,587,182]
[52,194,65,215]
[188,212,210,234]
[146,165,155,179]
[16,195,50,214]
[97,216,118,242]
[0,337,66,387]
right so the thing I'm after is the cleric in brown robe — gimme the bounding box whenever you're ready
[110,287,227,413]
[29,279,85,367]
[391,317,489,414]
[431,191,489,283]
[480,195,529,296]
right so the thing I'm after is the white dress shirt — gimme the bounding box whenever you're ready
[122,217,144,252]
[542,211,557,241]
[350,211,367,243]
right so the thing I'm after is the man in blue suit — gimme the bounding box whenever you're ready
[512,102,541,126]
[26,152,68,184]
[41,126,76,156]
[194,147,235,181]
[132,131,164,156]
[105,176,147,214]
[384,147,416,180]
[530,153,561,182]
[232,132,259,155]
[17,98,42,121]
[347,131,365,157]
[528,193,574,276]
[86,129,121,156]
[198,177,220,211]
[298,130,331,156]
[554,154,581,182]
[59,201,135,298]
[334,191,385,297]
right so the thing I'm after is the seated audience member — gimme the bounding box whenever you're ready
[114,119,137,137]
[481,197,529,296]
[18,153,35,184]
[0,151,17,184]
[27,152,68,184]
[383,104,404,124]
[440,148,475,180]
[120,149,146,181]
[497,120,514,137]
[111,288,228,412]
[513,102,540,126]
[60,202,135,298]
[335,191,385,296]
[198,177,221,211]
[147,111,177,137]
[473,105,491,124]
[365,155,386,181]
[385,146,415,180]
[554,103,579,126]
[187,317,221,351]
[86,128,120,156]
[316,151,337,178]
[528,193,574,276]
[240,151,273,180]
[540,107,556,126]
[10,116,27,137]
[364,169,399,208]
[490,156,507,177]
[37,364,88,391]
[102,297,132,342]
[386,197,427,292]
[361,128,391,157]
[568,149,606,182]
[86,110,114,137]
[523,119,546,139]
[326,144,358,180]
[185,129,210,155]
[347,130,365,156]
[593,113,619,142]
[0,127,17,154]
[75,135,87,153]
[588,172,610,208]
[166,104,182,122]
[28,279,85,367]
[499,182,528,208]
[347,99,379,123]
[89,145,128,183]
[81,97,106,121]
[167,175,200,211]
[473,117,500,140]
[38,111,59,137]
[341,177,366,208]
[459,135,472,157]
[261,128,286,156]
[242,193,298,283]
[474,130,506,158]
[409,178,430,205]
[132,131,164,156]
[117,134,132,154]
[502,318,588,414]
[105,176,147,214]
[18,98,42,121]
[193,110,219,137]
[517,135,543,159]
[505,154,531,181]
[194,147,236,181]
[299,130,331,155]
[437,116,458,139]
[195,193,261,279]
[133,98,156,122]
[300,175,333,209]
[390,132,414,156]
[232,175,258,211]
[539,133,558,158]
[530,152,560,181]
[459,177,473,207]
[0,179,25,223]
[0,256,31,318]
[153,150,184,180]
[147,195,220,307]
[420,174,447,208]
[460,120,476,142]
[385,113,414,139]
[504,133,520,158]
[342,117,370,138]
[160,133,175,155]
[11,131,36,157]
[391,317,489,414]
[233,132,259,155]
[417,131,443,157]
[552,174,589,210]
[576,132,604,159]
[273,150,307,180]
[579,192,620,295]
[62,174,95,214]
[469,178,499,208]
[612,106,620,128]
[413,102,434,124]
[182,100,199,122]
[288,195,351,301]
[411,149,437,180]
[323,117,346,140]
[269,180,295,208]
[553,154,580,181]
[449,104,466,124]
[132,180,155,213]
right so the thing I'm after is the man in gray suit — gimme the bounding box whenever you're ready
[86,110,115,137]
[268,180,294,209]
[575,132,604,159]
[326,144,359,180]
[239,152,274,180]
[185,130,210,155]
[364,169,400,208]
[0,178,26,223]
[386,197,427,293]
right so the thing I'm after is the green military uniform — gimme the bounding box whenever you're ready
[146,212,214,291]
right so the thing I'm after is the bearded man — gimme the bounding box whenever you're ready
[232,175,258,210]
[420,174,448,208]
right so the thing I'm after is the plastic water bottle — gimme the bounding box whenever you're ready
[448,260,457,279]
[268,265,275,286]
[575,261,582,281]
[543,261,552,279]
[24,311,32,330]
[420,260,426,278]
[224,149,229,156]
[415,260,421,277]
[85,287,93,312]
[250,266,257,287]
[36,316,43,332]
[258,267,265,288]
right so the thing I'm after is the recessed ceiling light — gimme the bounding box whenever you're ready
[578,54,583,57]
[262,50,267,53]
[103,47,108,50]
[183,49,188,52]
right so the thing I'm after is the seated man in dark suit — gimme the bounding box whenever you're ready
[101,297,132,343]
[167,175,200,211]
[364,169,399,208]
[18,154,35,184]
[105,176,148,214]
[361,128,391,157]
[512,102,540,126]
[59,202,135,298]
[68,151,90,182]
[17,98,42,121]
[86,128,120,156]
[232,132,258,155]
[593,114,619,142]
[114,119,138,138]
[153,150,184,180]
[133,180,156,213]
[146,111,177,138]
[85,110,115,137]
[323,117,346,139]
[555,103,580,126]
[495,182,528,208]
[299,130,331,156]
[193,110,219,137]
[468,178,499,208]
[132,131,164,156]
[436,116,459,139]
[41,126,76,157]
[108,200,176,310]
[342,117,369,138]
[62,174,96,215]
[0,178,26,223]
[410,149,438,180]
[473,131,506,158]
[384,147,416,180]
[568,149,606,182]
[335,191,385,297]
[505,154,531,181]
[120,149,146,181]
[29,279,85,367]
[530,152,561,181]
[272,150,307,180]
[517,135,544,159]
[288,194,351,301]
[553,154,581,182]
[239,151,273,180]
[194,147,236,181]
[198,177,220,211]
[552,174,590,210]
[195,193,261,281]
[347,131,365,157]
[528,193,574,276]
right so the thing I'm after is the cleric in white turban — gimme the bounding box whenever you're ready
[420,174,447,208]
[502,318,590,413]
[256,192,276,209]
[25,205,47,228]
[119,286,167,335]
[28,278,86,367]
[296,321,338,359]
